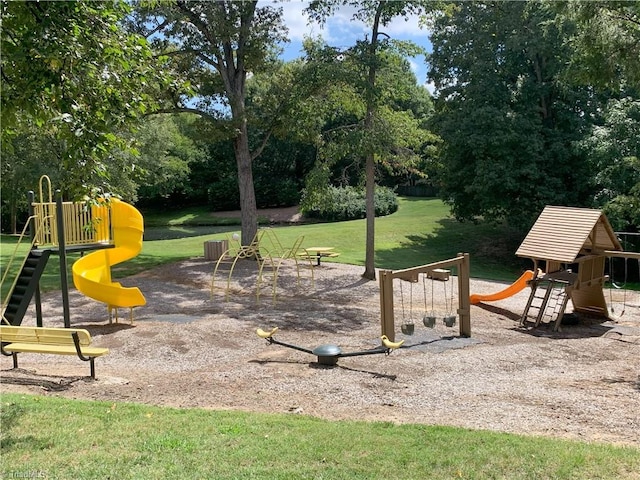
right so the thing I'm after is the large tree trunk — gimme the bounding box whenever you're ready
[233,116,258,247]
[361,2,384,281]
[363,152,376,280]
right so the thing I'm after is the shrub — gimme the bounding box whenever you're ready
[301,185,398,222]
[254,177,300,208]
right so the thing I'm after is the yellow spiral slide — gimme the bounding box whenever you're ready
[72,199,146,318]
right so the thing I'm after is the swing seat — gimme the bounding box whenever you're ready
[443,315,457,327]
[400,323,415,335]
[423,315,437,328]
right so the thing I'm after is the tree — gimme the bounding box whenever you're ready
[1,1,160,199]
[306,0,432,280]
[551,1,640,91]
[134,0,288,245]
[428,1,600,231]
[133,115,205,206]
[0,122,54,233]
[581,96,640,231]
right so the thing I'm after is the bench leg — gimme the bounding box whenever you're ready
[12,352,18,369]
[90,358,96,380]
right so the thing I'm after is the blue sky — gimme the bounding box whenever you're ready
[275,1,434,92]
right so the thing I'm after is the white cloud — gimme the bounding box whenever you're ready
[277,1,429,46]
[382,14,426,37]
[278,1,322,42]
[271,0,432,83]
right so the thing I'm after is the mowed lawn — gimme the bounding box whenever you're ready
[1,394,638,480]
[139,197,528,280]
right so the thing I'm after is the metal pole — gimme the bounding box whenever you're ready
[28,191,44,327]
[56,191,71,328]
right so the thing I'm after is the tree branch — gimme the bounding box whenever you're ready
[149,107,219,122]
[155,48,219,69]
[146,18,171,38]
[250,129,273,162]
[606,11,640,28]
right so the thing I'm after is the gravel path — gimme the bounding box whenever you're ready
[2,259,639,446]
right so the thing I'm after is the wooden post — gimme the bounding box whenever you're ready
[457,252,471,337]
[379,269,396,342]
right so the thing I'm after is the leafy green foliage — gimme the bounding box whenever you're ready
[428,1,600,231]
[1,1,162,198]
[551,1,640,91]
[580,96,640,231]
[300,185,398,221]
[133,115,206,206]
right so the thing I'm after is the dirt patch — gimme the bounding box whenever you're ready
[2,259,639,446]
[212,205,304,224]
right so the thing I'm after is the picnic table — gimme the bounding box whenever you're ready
[298,247,340,266]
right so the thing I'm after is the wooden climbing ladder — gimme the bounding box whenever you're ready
[520,271,577,331]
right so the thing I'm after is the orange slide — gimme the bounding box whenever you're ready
[72,199,146,316]
[470,270,536,304]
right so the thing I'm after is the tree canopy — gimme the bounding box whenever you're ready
[429,1,606,229]
[1,1,160,198]
[2,0,638,240]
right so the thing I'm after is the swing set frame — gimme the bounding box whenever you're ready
[379,253,471,342]
[604,249,640,317]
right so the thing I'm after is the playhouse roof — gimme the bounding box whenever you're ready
[516,206,622,263]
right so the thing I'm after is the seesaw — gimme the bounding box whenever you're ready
[256,327,404,366]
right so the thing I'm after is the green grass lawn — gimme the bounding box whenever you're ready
[1,394,638,480]
[140,197,528,279]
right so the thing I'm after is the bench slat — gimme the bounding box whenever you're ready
[0,326,92,346]
[3,343,109,357]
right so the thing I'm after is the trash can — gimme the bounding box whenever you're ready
[204,240,228,261]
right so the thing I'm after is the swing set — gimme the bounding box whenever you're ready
[379,254,471,342]
[606,250,640,319]
[397,269,458,334]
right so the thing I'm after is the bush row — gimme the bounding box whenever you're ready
[301,185,398,222]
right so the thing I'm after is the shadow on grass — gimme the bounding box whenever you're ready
[144,225,238,241]
[376,217,529,281]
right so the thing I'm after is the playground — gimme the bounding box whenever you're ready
[2,256,639,446]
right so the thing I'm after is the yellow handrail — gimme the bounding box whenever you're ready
[39,175,53,203]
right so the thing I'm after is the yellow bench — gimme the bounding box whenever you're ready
[0,325,109,379]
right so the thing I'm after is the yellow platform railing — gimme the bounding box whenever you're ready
[32,201,111,247]
[31,176,112,248]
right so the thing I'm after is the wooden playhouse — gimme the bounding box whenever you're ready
[515,205,624,330]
